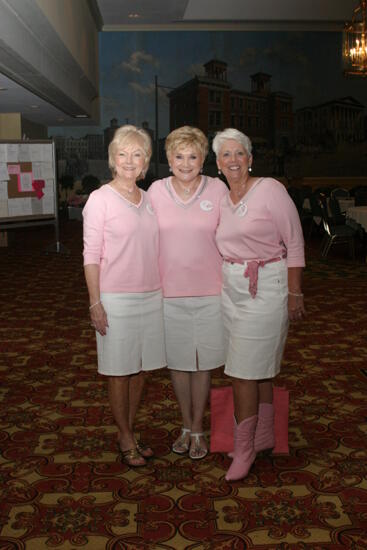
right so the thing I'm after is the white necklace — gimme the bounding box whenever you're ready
[116,183,136,195]
[167,177,207,209]
[175,177,201,196]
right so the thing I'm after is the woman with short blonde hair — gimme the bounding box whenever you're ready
[108,125,152,178]
[148,125,227,460]
[83,124,166,468]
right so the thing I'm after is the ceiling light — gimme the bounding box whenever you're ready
[343,0,367,77]
[75,114,88,118]
[128,13,140,19]
[30,104,40,109]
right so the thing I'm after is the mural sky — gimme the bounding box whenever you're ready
[49,30,367,139]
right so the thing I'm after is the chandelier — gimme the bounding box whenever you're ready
[343,0,367,77]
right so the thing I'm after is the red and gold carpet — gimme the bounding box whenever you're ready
[0,220,367,549]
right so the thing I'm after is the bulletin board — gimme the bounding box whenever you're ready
[0,140,64,251]
[0,140,56,222]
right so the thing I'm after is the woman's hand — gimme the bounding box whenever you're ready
[90,302,109,335]
[288,293,306,322]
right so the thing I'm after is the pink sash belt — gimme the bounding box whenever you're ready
[223,255,286,298]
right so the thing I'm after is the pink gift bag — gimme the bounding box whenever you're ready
[210,386,289,454]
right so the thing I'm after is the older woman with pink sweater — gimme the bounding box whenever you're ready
[83,125,166,468]
[213,128,305,482]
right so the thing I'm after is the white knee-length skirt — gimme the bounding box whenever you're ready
[164,295,225,371]
[222,259,289,380]
[96,290,166,376]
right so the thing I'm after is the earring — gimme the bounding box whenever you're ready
[218,169,222,175]
[169,166,172,172]
[248,166,252,173]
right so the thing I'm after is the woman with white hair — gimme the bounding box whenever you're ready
[149,126,227,460]
[83,125,166,468]
[212,128,305,481]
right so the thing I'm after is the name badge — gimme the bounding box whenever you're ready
[146,203,154,215]
[200,200,213,212]
[237,202,248,217]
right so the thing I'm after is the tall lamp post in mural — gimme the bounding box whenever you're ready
[154,75,174,177]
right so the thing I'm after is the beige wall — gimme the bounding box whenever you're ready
[0,114,22,139]
[35,0,99,90]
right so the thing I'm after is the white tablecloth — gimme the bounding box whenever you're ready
[346,206,367,231]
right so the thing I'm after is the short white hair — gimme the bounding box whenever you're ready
[212,128,252,157]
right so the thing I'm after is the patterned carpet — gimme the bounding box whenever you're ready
[0,218,367,550]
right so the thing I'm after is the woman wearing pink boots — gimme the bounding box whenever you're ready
[213,129,305,481]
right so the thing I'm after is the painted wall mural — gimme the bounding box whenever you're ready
[49,31,367,180]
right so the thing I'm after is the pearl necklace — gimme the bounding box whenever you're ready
[174,177,201,197]
[118,185,135,194]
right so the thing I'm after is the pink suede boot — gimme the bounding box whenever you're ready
[254,403,275,453]
[225,415,257,482]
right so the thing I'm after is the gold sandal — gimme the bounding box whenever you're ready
[135,440,154,458]
[120,447,147,467]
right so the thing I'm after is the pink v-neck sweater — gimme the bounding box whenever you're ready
[83,184,161,292]
[148,176,228,297]
[216,178,305,267]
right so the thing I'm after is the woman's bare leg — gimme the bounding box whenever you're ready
[128,371,146,430]
[108,375,145,465]
[258,379,273,404]
[232,378,258,423]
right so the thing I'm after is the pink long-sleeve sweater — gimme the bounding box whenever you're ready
[216,177,305,267]
[83,184,161,292]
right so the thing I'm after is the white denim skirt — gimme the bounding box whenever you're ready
[96,290,166,376]
[164,295,225,371]
[222,259,289,380]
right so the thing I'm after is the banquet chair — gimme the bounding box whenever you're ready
[328,197,346,225]
[314,186,333,197]
[307,192,324,239]
[330,188,350,199]
[317,196,356,259]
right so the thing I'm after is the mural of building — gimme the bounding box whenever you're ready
[296,96,365,147]
[168,59,293,149]
[54,136,88,159]
[104,118,119,158]
[85,134,104,159]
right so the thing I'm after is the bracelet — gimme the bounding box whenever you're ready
[288,291,304,297]
[89,300,101,310]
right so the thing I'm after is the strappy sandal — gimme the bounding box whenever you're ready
[189,432,208,460]
[120,447,147,467]
[135,439,154,458]
[172,428,191,454]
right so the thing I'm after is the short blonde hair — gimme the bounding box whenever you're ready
[165,126,208,162]
[108,124,152,178]
[212,128,252,157]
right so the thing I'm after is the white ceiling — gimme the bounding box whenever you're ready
[0,72,82,128]
[0,0,359,129]
[96,0,358,29]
